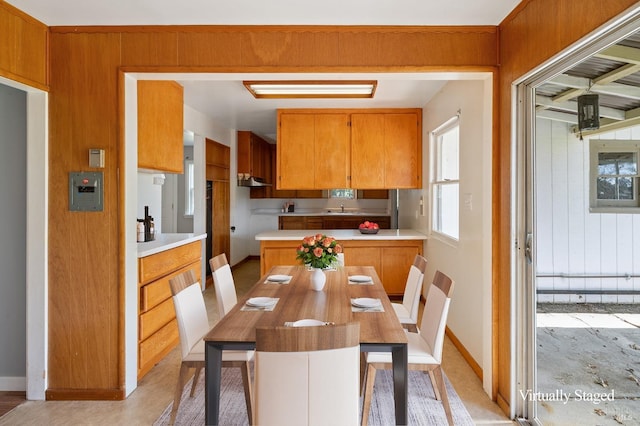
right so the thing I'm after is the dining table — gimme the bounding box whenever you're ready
[203,264,409,425]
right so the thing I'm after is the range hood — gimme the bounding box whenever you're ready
[237,176,272,187]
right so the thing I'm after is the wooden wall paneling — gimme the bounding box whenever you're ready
[47,31,121,398]
[177,31,243,66]
[0,1,48,89]
[496,0,639,413]
[120,32,179,66]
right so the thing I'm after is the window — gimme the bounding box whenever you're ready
[184,160,195,216]
[329,189,355,199]
[431,117,459,240]
[590,140,640,210]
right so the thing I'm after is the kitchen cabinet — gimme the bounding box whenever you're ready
[351,111,421,188]
[137,80,184,173]
[259,238,422,296]
[137,241,201,379]
[277,111,350,189]
[279,215,390,230]
[277,108,421,190]
[238,130,270,181]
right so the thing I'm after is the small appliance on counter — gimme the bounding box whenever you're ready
[137,205,155,242]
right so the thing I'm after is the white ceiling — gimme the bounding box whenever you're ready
[6,0,519,141]
[6,0,520,26]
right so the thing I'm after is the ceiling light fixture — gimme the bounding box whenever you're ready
[243,80,377,99]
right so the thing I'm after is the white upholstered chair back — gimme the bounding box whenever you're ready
[254,323,360,426]
[401,255,427,323]
[171,276,210,360]
[209,253,238,317]
[418,270,454,363]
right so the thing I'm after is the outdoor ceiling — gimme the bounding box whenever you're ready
[536,30,640,136]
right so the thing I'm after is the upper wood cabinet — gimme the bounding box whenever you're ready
[137,80,184,173]
[277,108,421,190]
[277,111,350,190]
[351,111,421,188]
[237,131,271,181]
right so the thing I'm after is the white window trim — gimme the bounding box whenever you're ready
[184,159,195,217]
[589,139,640,213]
[430,115,460,243]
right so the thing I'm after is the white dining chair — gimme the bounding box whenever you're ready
[361,270,455,426]
[253,322,361,426]
[391,254,427,332]
[209,253,239,317]
[168,269,253,425]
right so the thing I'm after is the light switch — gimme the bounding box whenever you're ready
[89,149,105,168]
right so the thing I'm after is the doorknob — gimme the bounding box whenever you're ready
[230,226,236,232]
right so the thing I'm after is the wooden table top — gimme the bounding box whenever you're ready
[204,265,408,346]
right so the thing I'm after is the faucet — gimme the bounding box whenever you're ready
[340,204,344,213]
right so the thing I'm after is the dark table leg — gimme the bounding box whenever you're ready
[205,342,223,426]
[391,343,408,425]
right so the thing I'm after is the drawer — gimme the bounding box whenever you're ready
[139,297,176,341]
[139,319,179,374]
[139,241,201,284]
[140,261,201,312]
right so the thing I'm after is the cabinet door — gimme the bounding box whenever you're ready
[381,246,421,296]
[278,113,315,189]
[351,114,385,188]
[137,80,184,173]
[384,113,420,188]
[314,113,350,189]
[343,247,382,275]
[279,216,306,230]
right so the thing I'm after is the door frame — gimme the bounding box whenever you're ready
[512,6,640,421]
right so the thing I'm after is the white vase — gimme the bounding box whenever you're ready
[310,267,326,291]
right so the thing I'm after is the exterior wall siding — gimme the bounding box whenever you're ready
[535,118,640,304]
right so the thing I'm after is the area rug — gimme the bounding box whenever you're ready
[154,367,474,425]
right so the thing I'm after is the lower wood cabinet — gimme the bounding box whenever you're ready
[279,215,390,230]
[259,239,422,297]
[137,241,202,379]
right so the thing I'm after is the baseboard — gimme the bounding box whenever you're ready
[445,326,483,381]
[0,377,26,392]
[45,388,125,401]
[496,391,510,416]
[231,255,259,270]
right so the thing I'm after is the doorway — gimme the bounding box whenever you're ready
[514,7,640,424]
[205,138,231,279]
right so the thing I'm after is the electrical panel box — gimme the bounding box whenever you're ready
[69,172,103,212]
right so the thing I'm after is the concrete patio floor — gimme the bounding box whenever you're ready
[536,304,640,426]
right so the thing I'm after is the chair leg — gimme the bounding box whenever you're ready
[432,366,454,426]
[361,363,377,426]
[240,361,254,424]
[170,363,190,425]
[428,370,441,400]
[359,352,367,395]
[190,367,202,397]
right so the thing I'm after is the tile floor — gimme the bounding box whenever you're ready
[0,259,511,425]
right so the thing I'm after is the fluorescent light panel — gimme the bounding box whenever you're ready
[243,80,377,98]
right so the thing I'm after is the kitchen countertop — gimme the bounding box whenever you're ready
[137,232,206,258]
[255,229,427,241]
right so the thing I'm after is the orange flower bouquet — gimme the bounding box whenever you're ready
[296,233,343,269]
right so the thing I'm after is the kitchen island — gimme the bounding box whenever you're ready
[136,232,206,378]
[256,229,427,296]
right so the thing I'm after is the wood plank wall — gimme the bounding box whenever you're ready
[496,0,639,414]
[46,24,498,399]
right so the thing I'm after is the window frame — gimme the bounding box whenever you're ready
[589,139,640,212]
[430,116,460,242]
[184,159,195,217]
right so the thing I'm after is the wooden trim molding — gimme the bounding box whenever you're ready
[45,389,125,401]
[445,326,482,381]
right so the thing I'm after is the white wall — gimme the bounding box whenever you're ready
[535,119,640,303]
[401,78,493,394]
